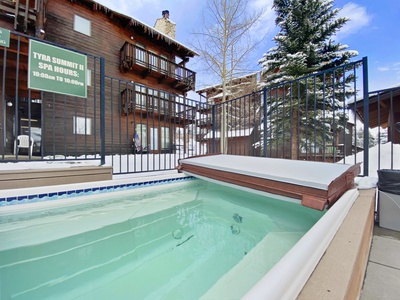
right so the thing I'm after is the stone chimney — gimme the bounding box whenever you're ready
[154,10,176,39]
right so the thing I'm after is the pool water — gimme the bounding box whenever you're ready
[0,180,324,299]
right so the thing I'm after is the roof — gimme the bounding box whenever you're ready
[196,72,260,93]
[204,128,254,139]
[90,0,198,58]
[348,86,400,128]
[348,86,400,108]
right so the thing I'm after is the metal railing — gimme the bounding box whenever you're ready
[0,32,104,164]
[208,58,377,175]
[0,31,209,175]
[102,77,211,174]
[120,42,195,91]
[1,31,398,177]
[348,86,400,174]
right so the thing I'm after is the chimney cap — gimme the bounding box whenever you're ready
[162,10,170,18]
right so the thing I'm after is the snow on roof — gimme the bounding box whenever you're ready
[209,91,234,100]
[92,0,198,57]
[204,128,254,139]
[196,72,260,93]
[347,85,400,106]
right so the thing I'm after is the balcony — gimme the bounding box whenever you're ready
[0,0,44,33]
[121,88,196,124]
[196,117,213,128]
[120,41,196,92]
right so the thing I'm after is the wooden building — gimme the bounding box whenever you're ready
[0,0,198,156]
[196,73,260,155]
[203,128,258,156]
[197,73,259,104]
[352,86,400,144]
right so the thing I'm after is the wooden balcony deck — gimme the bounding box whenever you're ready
[120,41,196,92]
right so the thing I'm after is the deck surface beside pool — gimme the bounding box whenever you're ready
[0,166,113,190]
[178,155,361,210]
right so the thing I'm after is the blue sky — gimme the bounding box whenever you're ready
[94,0,400,93]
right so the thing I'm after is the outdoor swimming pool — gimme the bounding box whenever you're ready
[0,178,325,299]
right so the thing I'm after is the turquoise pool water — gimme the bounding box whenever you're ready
[0,180,324,299]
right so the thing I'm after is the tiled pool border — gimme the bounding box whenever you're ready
[0,175,196,206]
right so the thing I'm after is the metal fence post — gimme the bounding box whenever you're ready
[212,105,216,153]
[100,57,106,165]
[1,49,6,159]
[362,57,369,176]
[263,88,267,157]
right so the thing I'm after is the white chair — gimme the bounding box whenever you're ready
[14,135,34,156]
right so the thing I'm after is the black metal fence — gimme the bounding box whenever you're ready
[211,59,367,159]
[208,57,400,176]
[349,86,400,173]
[0,32,213,174]
[1,32,399,177]
[101,77,212,174]
[1,33,104,163]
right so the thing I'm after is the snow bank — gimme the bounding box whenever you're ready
[338,142,400,189]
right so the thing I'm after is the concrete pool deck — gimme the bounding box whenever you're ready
[298,188,400,300]
[360,225,400,300]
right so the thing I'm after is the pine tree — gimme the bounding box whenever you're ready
[258,0,359,159]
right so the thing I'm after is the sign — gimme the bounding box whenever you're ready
[28,40,87,98]
[0,27,10,48]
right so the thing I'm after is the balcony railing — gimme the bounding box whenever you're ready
[120,41,196,92]
[121,88,196,123]
[0,0,43,32]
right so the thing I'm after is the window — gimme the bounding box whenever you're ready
[147,89,158,111]
[86,69,91,86]
[74,15,91,36]
[73,116,92,135]
[135,124,147,150]
[159,91,169,113]
[149,51,158,70]
[160,55,168,74]
[151,128,158,150]
[161,127,170,149]
[135,85,147,108]
[135,43,146,66]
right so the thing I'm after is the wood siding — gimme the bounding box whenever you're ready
[35,0,197,156]
[45,0,188,94]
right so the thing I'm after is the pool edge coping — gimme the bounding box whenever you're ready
[0,171,191,205]
[297,188,375,299]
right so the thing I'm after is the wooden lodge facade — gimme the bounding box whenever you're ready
[196,73,260,155]
[0,0,198,157]
[352,86,400,144]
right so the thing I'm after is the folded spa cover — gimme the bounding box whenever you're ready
[178,155,360,210]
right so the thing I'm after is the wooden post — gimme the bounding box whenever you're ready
[14,0,20,30]
[35,0,45,38]
[24,0,29,32]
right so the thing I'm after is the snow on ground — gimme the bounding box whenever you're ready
[0,143,398,189]
[0,153,188,173]
[338,142,400,189]
[0,158,101,170]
